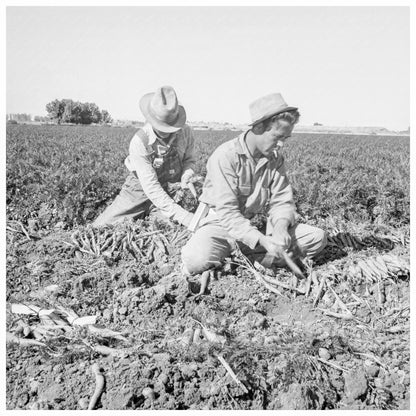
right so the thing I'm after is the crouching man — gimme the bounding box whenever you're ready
[94,86,196,227]
[181,92,327,275]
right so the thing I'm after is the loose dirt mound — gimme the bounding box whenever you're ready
[6,213,410,410]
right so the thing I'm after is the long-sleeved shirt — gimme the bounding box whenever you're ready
[124,122,196,224]
[199,131,296,249]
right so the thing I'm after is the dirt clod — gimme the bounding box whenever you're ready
[364,360,380,378]
[343,368,368,401]
[318,347,331,360]
[280,383,309,409]
[78,398,89,409]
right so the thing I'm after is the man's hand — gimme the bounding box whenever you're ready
[258,235,285,258]
[180,170,194,190]
[274,229,291,250]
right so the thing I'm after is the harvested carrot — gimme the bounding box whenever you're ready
[88,363,106,410]
[304,271,314,297]
[199,270,211,295]
[278,249,305,279]
[100,234,113,252]
[261,274,304,294]
[313,274,327,307]
[188,183,197,198]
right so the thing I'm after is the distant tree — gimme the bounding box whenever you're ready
[34,115,50,122]
[314,122,323,126]
[100,109,113,124]
[46,99,112,125]
[69,101,83,124]
[8,113,32,122]
[21,114,32,122]
[46,99,66,124]
[79,103,92,124]
[78,102,100,124]
[89,103,102,124]
[61,99,75,123]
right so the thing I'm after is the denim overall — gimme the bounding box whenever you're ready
[94,129,183,226]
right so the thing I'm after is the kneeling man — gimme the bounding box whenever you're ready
[94,86,196,227]
[182,92,327,275]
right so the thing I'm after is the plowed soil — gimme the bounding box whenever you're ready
[6,216,410,410]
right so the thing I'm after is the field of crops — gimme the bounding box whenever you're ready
[6,124,410,410]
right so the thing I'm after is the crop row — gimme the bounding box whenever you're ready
[6,125,409,230]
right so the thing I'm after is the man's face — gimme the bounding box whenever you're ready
[255,120,293,157]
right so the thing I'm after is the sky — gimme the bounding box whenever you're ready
[6,6,410,130]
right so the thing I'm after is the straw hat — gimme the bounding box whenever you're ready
[249,93,297,126]
[140,86,186,133]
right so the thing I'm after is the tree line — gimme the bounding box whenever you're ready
[46,99,113,125]
[7,113,33,123]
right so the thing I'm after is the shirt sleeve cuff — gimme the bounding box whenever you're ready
[172,205,192,225]
[242,228,264,250]
[271,212,296,228]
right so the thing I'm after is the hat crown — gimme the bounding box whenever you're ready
[249,93,293,125]
[150,85,180,124]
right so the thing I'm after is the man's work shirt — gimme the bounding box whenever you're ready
[124,122,196,224]
[199,131,296,249]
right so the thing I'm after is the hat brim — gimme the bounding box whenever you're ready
[140,92,186,133]
[249,106,298,126]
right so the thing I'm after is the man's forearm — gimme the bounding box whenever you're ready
[274,218,291,231]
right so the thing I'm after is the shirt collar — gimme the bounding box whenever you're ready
[236,132,248,155]
[143,122,158,145]
[236,131,276,165]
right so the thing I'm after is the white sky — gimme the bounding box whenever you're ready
[6,6,410,129]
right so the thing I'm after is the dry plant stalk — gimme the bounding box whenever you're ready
[217,354,249,394]
[317,357,346,372]
[327,285,353,316]
[6,332,46,347]
[318,308,354,321]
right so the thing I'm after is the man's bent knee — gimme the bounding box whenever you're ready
[181,248,211,275]
[181,243,222,275]
[311,228,327,257]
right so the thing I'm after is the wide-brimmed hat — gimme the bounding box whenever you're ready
[140,86,186,133]
[249,93,298,126]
